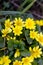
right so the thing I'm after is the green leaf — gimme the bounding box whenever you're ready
[0,23,2,30]
[21,0,36,14]
[18,41,25,50]
[7,39,25,51]
[0,11,21,15]
[14,40,25,50]
[3,2,10,8]
[36,25,41,32]
[0,50,4,57]
[32,60,38,65]
[21,50,30,57]
[38,59,43,65]
[0,37,4,48]
[25,30,33,44]
[0,18,6,23]
[7,39,14,51]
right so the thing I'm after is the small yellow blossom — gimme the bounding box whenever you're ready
[36,20,43,26]
[6,35,12,40]
[25,18,36,30]
[14,18,24,27]
[13,60,22,65]
[14,49,20,58]
[5,19,13,28]
[1,28,12,37]
[36,33,43,46]
[13,26,22,36]
[30,30,38,39]
[6,35,16,40]
[0,56,11,65]
[22,56,34,65]
[29,46,42,58]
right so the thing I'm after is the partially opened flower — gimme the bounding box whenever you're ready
[1,28,12,37]
[6,35,16,40]
[5,19,13,28]
[14,49,20,58]
[36,32,43,46]
[36,20,43,26]
[29,46,42,58]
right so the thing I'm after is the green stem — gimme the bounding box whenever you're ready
[21,0,36,14]
[4,38,6,55]
[18,0,28,10]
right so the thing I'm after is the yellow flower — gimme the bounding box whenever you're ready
[29,46,42,58]
[13,26,22,36]
[1,28,12,37]
[3,56,11,64]
[0,58,3,65]
[22,56,34,65]
[14,49,20,58]
[36,20,43,26]
[5,19,13,28]
[30,30,38,39]
[36,33,43,46]
[14,18,24,27]
[6,35,12,40]
[25,18,36,30]
[13,60,22,65]
[6,35,16,40]
[0,56,11,65]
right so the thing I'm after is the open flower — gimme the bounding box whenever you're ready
[14,18,24,27]
[13,60,22,65]
[30,30,38,39]
[22,56,34,65]
[25,18,36,30]
[0,56,11,65]
[29,46,42,58]
[12,26,22,36]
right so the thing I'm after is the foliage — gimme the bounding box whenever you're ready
[0,14,43,65]
[0,0,43,65]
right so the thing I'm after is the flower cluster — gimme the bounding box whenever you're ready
[1,18,43,65]
[1,18,43,46]
[0,46,42,65]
